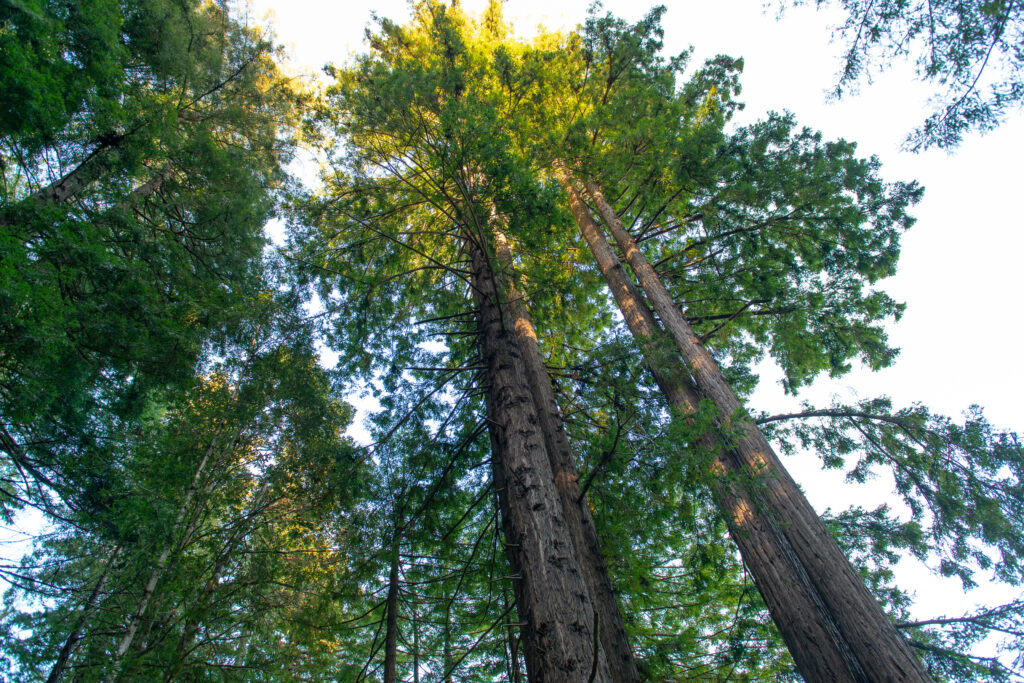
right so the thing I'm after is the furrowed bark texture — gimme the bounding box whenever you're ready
[556,168,884,682]
[483,388,527,683]
[583,179,931,682]
[491,226,641,683]
[467,227,612,683]
[383,538,401,683]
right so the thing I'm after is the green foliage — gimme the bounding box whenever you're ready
[782,0,1024,149]
[2,267,364,681]
[4,1,1024,680]
[0,0,123,147]
[546,10,923,394]
[0,0,304,521]
[902,600,1024,681]
[560,335,799,679]
[762,399,1024,588]
[292,2,1024,678]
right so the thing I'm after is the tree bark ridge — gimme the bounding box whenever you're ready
[491,224,640,683]
[579,176,930,682]
[467,224,611,682]
[556,167,890,682]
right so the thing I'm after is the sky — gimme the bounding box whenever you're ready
[248,0,1024,654]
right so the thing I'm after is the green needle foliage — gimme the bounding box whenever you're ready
[777,0,1024,149]
[1,0,307,521]
[292,2,1023,678]
[2,1,1023,681]
[761,398,1024,588]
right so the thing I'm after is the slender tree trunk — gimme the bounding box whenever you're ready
[581,178,931,682]
[443,587,454,683]
[27,134,126,207]
[556,168,891,682]
[383,535,402,683]
[115,167,171,213]
[466,225,612,682]
[45,547,122,683]
[163,479,273,682]
[31,153,108,205]
[491,225,640,683]
[411,596,420,683]
[106,535,174,679]
[501,576,522,683]
[105,433,222,683]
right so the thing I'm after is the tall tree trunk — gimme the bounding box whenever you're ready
[581,178,931,682]
[491,225,640,683]
[501,576,522,683]
[486,391,524,683]
[443,586,454,683]
[105,432,222,683]
[466,225,612,682]
[556,168,894,682]
[411,595,420,683]
[383,535,402,683]
[163,479,273,682]
[46,547,122,683]
[24,134,126,208]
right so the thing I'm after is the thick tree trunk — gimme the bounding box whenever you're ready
[467,226,612,682]
[46,547,122,683]
[491,226,640,683]
[487,392,525,683]
[383,536,402,683]
[582,178,931,682]
[556,168,890,682]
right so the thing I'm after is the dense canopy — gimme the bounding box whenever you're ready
[1,1,1022,681]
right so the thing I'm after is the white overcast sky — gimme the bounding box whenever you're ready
[248,0,1024,632]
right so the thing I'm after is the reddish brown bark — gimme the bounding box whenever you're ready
[491,226,641,683]
[557,168,892,681]
[487,390,525,683]
[467,225,612,682]
[582,178,930,682]
[383,538,401,683]
[573,176,933,683]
